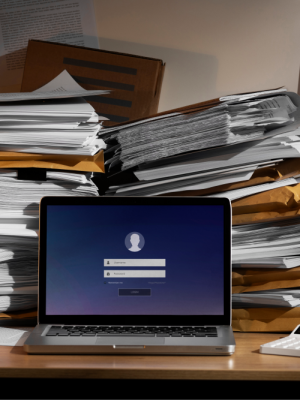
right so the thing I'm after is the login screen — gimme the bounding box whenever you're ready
[45,204,224,315]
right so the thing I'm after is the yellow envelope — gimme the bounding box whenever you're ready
[0,151,104,173]
[0,310,37,319]
[232,184,300,216]
[233,278,300,293]
[232,267,300,286]
[232,307,300,332]
[233,209,300,225]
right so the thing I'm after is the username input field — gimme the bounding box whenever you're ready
[104,259,166,267]
[104,270,166,278]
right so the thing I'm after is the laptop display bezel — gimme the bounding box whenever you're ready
[38,196,231,326]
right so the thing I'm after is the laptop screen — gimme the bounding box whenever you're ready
[42,199,229,321]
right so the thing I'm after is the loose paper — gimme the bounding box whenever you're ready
[0,0,99,88]
[0,70,110,102]
[0,327,33,346]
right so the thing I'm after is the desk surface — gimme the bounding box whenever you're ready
[0,332,299,380]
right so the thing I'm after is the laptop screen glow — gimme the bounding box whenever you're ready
[45,204,224,316]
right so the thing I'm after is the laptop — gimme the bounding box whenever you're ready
[24,196,235,355]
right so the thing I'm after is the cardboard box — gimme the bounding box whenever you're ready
[21,40,165,126]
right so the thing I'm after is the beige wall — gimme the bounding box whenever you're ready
[94,0,300,112]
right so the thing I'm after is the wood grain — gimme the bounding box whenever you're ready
[0,333,298,380]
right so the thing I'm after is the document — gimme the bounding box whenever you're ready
[111,168,256,196]
[0,327,33,346]
[233,290,300,308]
[232,216,300,263]
[220,88,287,102]
[0,71,109,156]
[104,93,298,171]
[210,177,298,201]
[0,70,109,102]
[0,286,37,294]
[0,0,99,89]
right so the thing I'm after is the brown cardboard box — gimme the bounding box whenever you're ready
[21,40,165,126]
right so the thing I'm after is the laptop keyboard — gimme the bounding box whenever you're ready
[46,326,218,337]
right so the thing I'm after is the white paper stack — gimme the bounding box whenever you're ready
[0,71,109,314]
[232,216,300,308]
[102,89,300,314]
[232,217,300,265]
[0,170,98,312]
[0,70,110,156]
[104,91,300,198]
[103,91,299,170]
[232,289,300,308]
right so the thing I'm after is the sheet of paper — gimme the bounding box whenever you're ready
[0,70,109,102]
[0,327,33,346]
[0,0,99,89]
[0,286,38,295]
[210,177,298,201]
[34,69,94,93]
[220,88,287,102]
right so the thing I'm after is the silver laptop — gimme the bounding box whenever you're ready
[24,196,235,355]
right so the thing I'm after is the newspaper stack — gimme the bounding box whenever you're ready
[0,71,108,318]
[102,89,300,331]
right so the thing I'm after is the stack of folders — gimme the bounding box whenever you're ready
[102,88,300,331]
[0,70,109,324]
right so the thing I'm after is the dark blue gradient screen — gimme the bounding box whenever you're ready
[45,205,224,315]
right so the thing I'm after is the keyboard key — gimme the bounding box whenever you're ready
[47,326,218,338]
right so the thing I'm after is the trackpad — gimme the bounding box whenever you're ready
[96,337,165,346]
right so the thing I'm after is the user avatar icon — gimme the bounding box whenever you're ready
[125,232,145,252]
[129,234,141,252]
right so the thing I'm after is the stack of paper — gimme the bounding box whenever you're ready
[103,90,299,171]
[101,89,300,330]
[0,72,108,315]
[103,91,300,199]
[231,214,300,316]
[0,170,98,312]
[0,70,109,156]
[233,289,300,308]
[232,216,300,265]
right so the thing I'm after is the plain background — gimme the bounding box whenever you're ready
[94,0,300,112]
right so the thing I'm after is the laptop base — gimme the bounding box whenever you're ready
[24,325,235,355]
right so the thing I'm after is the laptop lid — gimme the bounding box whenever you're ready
[38,196,231,326]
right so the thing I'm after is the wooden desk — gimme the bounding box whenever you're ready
[0,332,298,380]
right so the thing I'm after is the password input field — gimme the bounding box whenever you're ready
[104,259,166,267]
[104,270,166,278]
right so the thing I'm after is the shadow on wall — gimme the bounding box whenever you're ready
[99,38,218,112]
[297,67,300,96]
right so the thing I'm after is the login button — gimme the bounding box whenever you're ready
[119,289,151,296]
